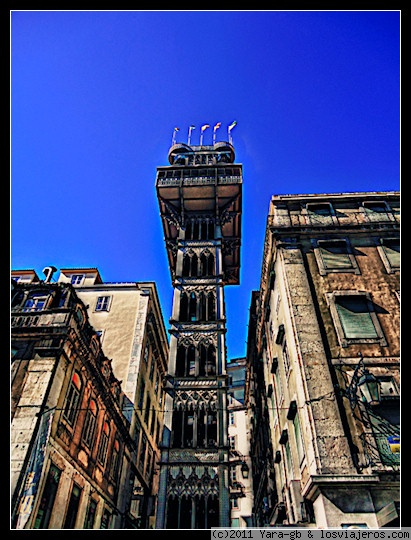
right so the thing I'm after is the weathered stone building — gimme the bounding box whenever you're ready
[11,267,169,529]
[155,141,242,528]
[56,267,169,527]
[246,191,400,528]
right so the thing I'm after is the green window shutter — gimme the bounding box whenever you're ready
[336,296,378,339]
[320,243,353,269]
[384,240,400,268]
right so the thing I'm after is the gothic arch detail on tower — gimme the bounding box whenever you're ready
[167,466,219,498]
[174,389,217,411]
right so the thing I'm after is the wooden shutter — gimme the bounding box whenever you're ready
[384,240,400,268]
[320,242,353,269]
[336,296,378,339]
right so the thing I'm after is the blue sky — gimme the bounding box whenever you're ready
[11,10,400,360]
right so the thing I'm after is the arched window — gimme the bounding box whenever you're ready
[189,293,197,321]
[200,291,207,320]
[82,398,98,447]
[191,253,198,277]
[63,371,83,426]
[182,255,191,277]
[177,345,197,377]
[199,344,215,376]
[207,253,215,276]
[197,409,217,447]
[199,344,207,376]
[188,345,196,376]
[171,409,183,448]
[207,293,216,321]
[97,420,110,466]
[176,346,186,377]
[180,292,188,321]
[206,345,216,376]
[200,253,208,277]
[110,439,120,478]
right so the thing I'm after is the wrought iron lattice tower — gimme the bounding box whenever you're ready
[155,141,242,528]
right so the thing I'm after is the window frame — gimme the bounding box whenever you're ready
[326,291,387,348]
[82,398,98,448]
[362,200,392,222]
[63,371,83,426]
[70,274,85,286]
[97,420,111,467]
[377,237,400,274]
[95,296,112,312]
[306,201,336,226]
[23,292,49,312]
[313,238,360,275]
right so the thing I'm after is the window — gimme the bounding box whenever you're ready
[378,238,400,273]
[138,380,145,410]
[33,464,61,529]
[23,293,48,312]
[306,202,334,225]
[283,342,291,377]
[144,395,151,425]
[363,200,391,222]
[95,296,111,312]
[231,499,239,510]
[110,439,120,478]
[144,343,149,364]
[97,421,110,466]
[314,239,359,275]
[100,508,111,529]
[70,274,84,285]
[63,372,82,426]
[284,440,294,482]
[63,483,82,529]
[327,291,387,347]
[149,358,155,380]
[82,399,98,448]
[139,433,147,472]
[293,413,306,466]
[230,466,237,483]
[84,498,97,529]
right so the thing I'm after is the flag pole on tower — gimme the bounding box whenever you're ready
[200,124,210,146]
[228,121,237,145]
[188,125,195,146]
[172,127,179,146]
[213,122,221,144]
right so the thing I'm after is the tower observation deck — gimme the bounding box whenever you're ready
[156,142,242,285]
[155,141,243,529]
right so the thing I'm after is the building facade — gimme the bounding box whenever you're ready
[246,191,400,528]
[227,358,254,528]
[11,267,169,529]
[155,141,242,528]
[56,267,169,527]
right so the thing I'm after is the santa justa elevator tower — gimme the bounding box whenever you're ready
[155,139,242,528]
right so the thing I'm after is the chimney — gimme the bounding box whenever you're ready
[42,266,57,283]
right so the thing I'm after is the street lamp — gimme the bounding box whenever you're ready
[241,462,250,479]
[345,353,381,409]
